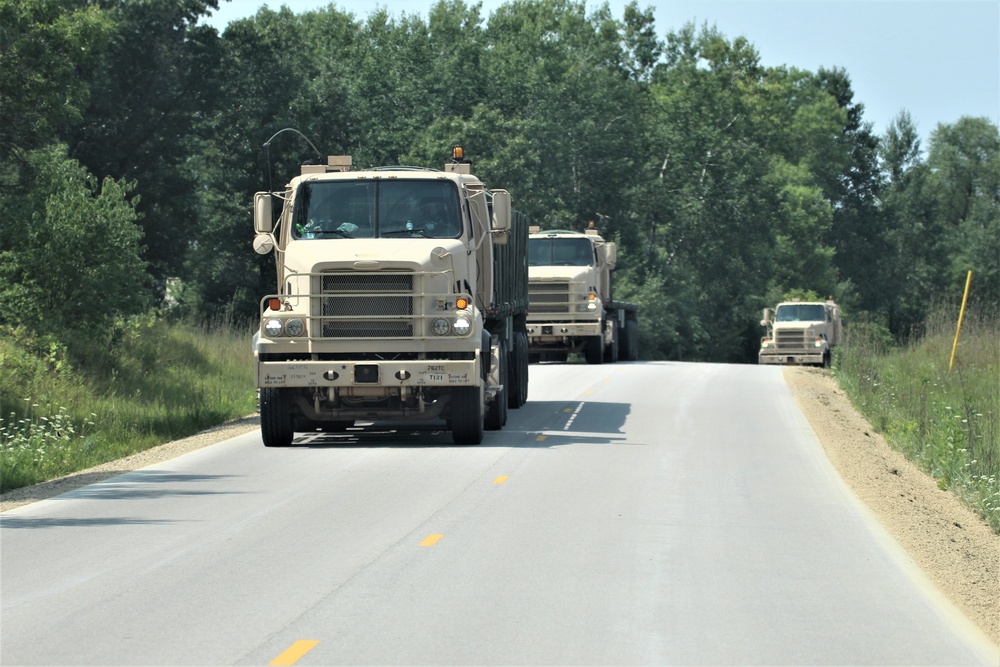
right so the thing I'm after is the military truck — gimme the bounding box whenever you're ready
[758,298,842,367]
[526,225,639,364]
[251,147,529,446]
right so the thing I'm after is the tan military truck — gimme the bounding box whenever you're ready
[526,225,639,364]
[758,298,842,367]
[251,147,529,446]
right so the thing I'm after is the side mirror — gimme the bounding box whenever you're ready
[252,233,274,255]
[491,190,511,233]
[254,192,273,234]
[760,308,771,327]
[605,242,617,269]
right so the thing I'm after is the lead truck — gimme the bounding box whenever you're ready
[251,147,529,446]
[526,225,639,363]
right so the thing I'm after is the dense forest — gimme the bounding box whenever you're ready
[2,0,997,365]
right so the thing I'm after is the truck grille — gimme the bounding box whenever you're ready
[529,281,571,314]
[774,330,808,350]
[321,273,414,338]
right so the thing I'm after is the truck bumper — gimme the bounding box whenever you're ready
[526,321,602,340]
[257,357,481,388]
[758,352,825,365]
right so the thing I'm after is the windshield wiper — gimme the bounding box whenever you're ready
[382,228,430,238]
[312,228,352,238]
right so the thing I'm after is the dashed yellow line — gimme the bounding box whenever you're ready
[420,533,444,547]
[536,435,547,442]
[493,475,509,484]
[270,640,319,666]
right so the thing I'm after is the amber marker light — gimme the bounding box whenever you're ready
[268,298,282,311]
[456,297,469,310]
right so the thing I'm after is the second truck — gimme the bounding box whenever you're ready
[251,147,529,446]
[525,225,639,364]
[758,298,842,367]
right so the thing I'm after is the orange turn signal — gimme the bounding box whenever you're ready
[268,298,282,311]
[456,297,469,310]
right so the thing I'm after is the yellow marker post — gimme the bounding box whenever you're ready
[949,271,973,371]
[270,640,319,666]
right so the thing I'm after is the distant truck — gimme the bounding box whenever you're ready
[251,147,529,446]
[526,225,639,364]
[758,298,842,367]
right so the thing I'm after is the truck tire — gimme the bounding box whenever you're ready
[585,335,604,364]
[485,343,508,430]
[624,318,639,361]
[508,331,528,409]
[604,324,619,363]
[260,387,294,447]
[451,385,484,444]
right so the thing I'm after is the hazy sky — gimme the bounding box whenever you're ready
[204,0,1000,148]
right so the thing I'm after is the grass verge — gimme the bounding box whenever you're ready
[1,317,256,493]
[835,305,1000,533]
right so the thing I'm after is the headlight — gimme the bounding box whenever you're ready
[761,339,770,348]
[264,318,283,337]
[453,316,472,336]
[814,337,824,348]
[431,318,451,336]
[285,318,304,337]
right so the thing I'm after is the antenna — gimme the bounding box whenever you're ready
[261,128,324,192]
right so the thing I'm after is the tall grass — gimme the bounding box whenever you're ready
[836,304,1000,533]
[0,316,256,493]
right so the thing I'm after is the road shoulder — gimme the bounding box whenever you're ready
[783,366,999,650]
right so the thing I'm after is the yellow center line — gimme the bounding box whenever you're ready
[563,407,572,412]
[493,475,509,484]
[420,533,444,547]
[270,640,319,666]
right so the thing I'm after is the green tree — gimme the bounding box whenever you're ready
[0,145,148,350]
[927,117,1000,304]
[67,0,222,298]
[0,0,112,185]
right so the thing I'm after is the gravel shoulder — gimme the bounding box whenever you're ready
[783,366,999,650]
[2,368,998,649]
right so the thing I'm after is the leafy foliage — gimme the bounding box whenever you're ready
[2,0,997,364]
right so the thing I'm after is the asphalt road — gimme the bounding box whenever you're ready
[1,362,994,666]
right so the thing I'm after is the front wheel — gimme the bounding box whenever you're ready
[451,385,484,444]
[485,343,508,430]
[585,335,604,365]
[260,387,294,447]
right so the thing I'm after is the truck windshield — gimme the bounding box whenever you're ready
[528,238,593,266]
[291,180,462,240]
[775,304,826,322]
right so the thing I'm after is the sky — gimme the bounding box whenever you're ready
[203,0,1000,148]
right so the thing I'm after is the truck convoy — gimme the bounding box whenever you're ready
[758,298,842,367]
[251,147,529,446]
[526,225,639,364]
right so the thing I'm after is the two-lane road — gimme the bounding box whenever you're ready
[2,362,995,665]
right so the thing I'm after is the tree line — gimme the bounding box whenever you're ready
[1,0,997,365]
